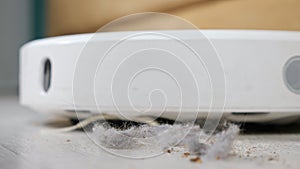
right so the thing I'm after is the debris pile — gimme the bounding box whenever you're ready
[91,122,239,161]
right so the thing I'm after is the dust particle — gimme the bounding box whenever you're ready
[182,152,190,158]
[190,157,202,163]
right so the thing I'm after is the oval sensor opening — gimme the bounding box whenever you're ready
[284,56,300,94]
[43,59,51,92]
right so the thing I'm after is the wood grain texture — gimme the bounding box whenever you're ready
[1,96,300,169]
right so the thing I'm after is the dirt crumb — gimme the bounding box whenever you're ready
[182,152,190,158]
[190,156,202,163]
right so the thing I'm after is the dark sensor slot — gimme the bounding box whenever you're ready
[43,59,51,92]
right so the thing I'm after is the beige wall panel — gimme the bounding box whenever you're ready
[47,0,300,36]
[47,0,202,36]
[169,0,300,30]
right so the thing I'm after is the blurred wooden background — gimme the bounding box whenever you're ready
[46,0,300,36]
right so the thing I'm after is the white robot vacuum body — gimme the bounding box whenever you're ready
[19,30,300,122]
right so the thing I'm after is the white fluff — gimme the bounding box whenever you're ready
[92,123,239,160]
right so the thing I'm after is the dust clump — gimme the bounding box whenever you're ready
[91,122,239,161]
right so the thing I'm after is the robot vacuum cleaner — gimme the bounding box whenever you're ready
[19,30,300,122]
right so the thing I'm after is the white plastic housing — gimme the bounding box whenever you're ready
[19,30,300,121]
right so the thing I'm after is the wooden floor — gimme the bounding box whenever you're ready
[0,95,300,169]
